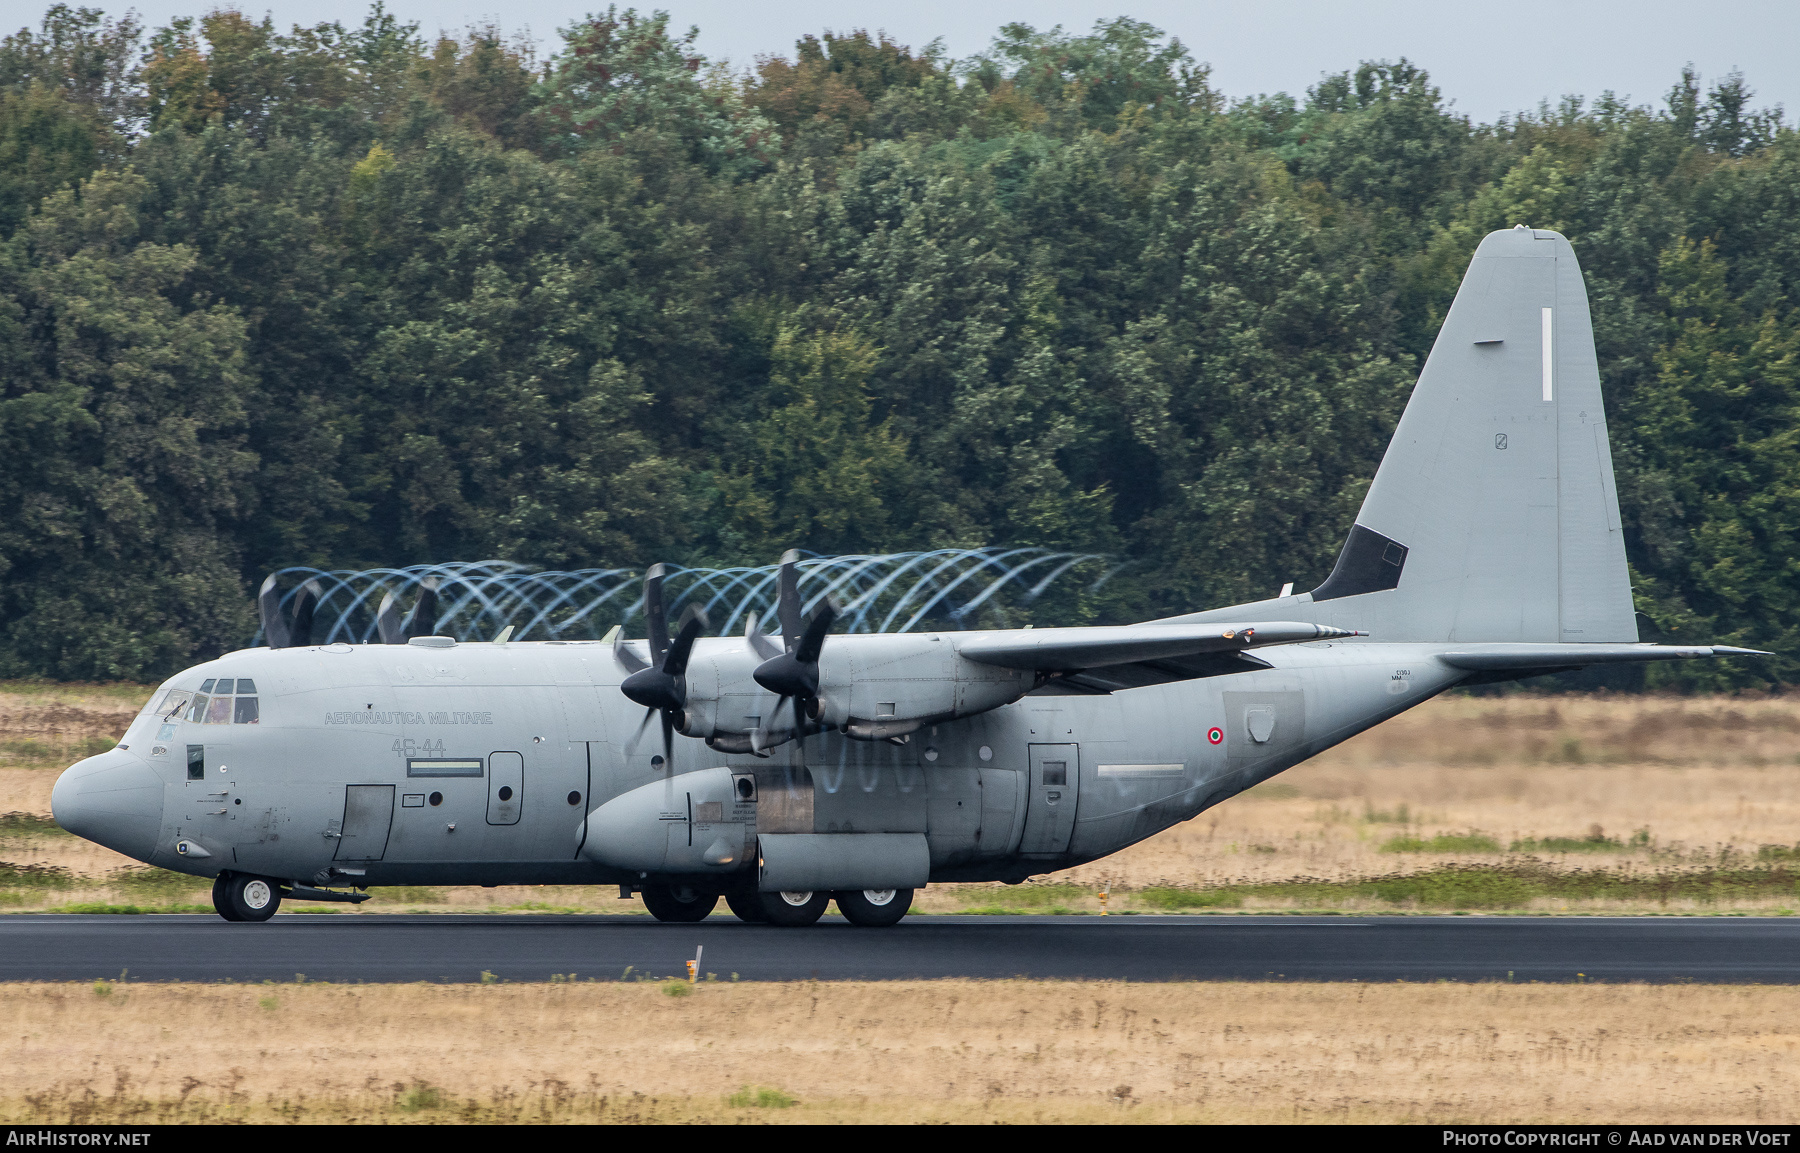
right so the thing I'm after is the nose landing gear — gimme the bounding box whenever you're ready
[211,871,283,922]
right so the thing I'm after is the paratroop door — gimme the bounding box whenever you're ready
[487,751,523,825]
[1020,743,1079,855]
[335,784,395,861]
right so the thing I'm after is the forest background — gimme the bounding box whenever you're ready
[0,3,1795,688]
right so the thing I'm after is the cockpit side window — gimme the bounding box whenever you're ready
[155,690,193,719]
[205,695,233,724]
[184,694,210,723]
[233,696,259,724]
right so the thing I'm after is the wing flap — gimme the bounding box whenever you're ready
[958,622,1363,672]
[1438,644,1767,671]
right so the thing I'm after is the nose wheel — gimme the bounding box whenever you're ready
[211,872,282,922]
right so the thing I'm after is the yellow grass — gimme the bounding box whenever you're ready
[5,685,1800,914]
[1,979,1794,1123]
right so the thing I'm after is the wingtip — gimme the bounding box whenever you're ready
[1712,645,1773,657]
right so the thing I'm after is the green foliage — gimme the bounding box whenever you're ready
[0,810,65,834]
[1138,886,1243,909]
[660,979,690,996]
[394,1082,446,1113]
[0,5,1789,683]
[726,1086,795,1109]
[1380,832,1503,854]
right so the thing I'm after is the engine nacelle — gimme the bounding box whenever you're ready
[678,633,1036,746]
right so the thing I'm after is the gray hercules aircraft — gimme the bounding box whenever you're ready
[53,226,1763,927]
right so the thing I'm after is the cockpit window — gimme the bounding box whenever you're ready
[155,690,193,718]
[199,679,217,694]
[175,682,260,723]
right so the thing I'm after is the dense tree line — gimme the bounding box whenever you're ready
[0,4,1793,687]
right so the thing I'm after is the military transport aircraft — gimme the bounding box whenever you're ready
[53,226,1763,927]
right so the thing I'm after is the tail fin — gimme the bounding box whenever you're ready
[1316,225,1635,642]
[1177,226,1636,643]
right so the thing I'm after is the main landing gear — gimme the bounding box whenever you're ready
[639,884,915,927]
[212,871,282,922]
[638,882,719,922]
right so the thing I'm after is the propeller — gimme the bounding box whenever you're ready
[401,577,441,640]
[375,577,447,644]
[258,575,290,649]
[745,610,781,661]
[376,589,404,644]
[618,564,709,770]
[258,575,321,649]
[752,550,837,753]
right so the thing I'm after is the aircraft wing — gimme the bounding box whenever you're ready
[1436,644,1768,671]
[958,622,1363,672]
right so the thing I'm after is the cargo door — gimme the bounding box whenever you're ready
[335,784,395,861]
[1020,743,1079,855]
[487,751,523,825]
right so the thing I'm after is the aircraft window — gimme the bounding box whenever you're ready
[235,678,257,694]
[156,690,192,718]
[408,759,483,777]
[186,745,205,781]
[233,697,260,724]
[214,679,235,694]
[1042,761,1068,786]
[567,791,581,806]
[205,695,234,724]
[497,786,514,802]
[184,694,210,722]
[199,679,216,694]
[428,792,443,806]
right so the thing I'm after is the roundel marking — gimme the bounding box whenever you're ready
[1207,727,1224,745]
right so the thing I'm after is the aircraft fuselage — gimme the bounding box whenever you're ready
[54,635,1460,890]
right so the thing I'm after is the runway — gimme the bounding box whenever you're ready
[3,913,1798,983]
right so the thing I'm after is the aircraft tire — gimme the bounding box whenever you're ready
[640,883,719,923]
[724,887,768,923]
[834,888,912,927]
[211,874,245,922]
[221,873,282,922]
[758,890,829,927]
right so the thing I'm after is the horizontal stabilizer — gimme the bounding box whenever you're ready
[960,622,1363,672]
[1438,644,1768,671]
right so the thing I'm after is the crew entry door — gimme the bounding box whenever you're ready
[335,784,395,861]
[1020,744,1079,855]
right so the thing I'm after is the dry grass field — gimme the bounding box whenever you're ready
[1,978,1794,1124]
[3,684,1799,914]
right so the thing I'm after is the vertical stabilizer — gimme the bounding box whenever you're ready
[1311,226,1636,642]
[1174,227,1637,643]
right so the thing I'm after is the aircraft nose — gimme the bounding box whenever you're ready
[51,750,165,862]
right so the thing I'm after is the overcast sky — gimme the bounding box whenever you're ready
[14,0,1796,124]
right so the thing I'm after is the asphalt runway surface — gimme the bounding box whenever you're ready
[3,913,1799,983]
